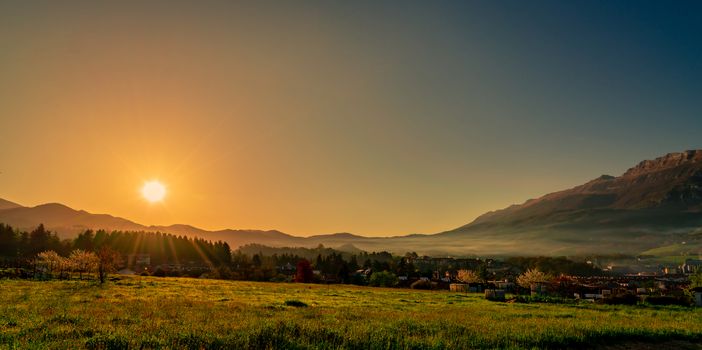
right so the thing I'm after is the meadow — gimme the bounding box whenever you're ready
[1,277,701,349]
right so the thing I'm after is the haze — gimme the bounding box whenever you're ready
[1,1,701,236]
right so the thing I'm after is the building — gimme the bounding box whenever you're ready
[681,259,702,274]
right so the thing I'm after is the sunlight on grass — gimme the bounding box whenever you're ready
[1,277,701,349]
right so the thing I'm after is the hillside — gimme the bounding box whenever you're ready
[0,198,22,211]
[441,150,702,255]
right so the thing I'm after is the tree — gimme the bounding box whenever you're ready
[315,254,323,271]
[0,224,18,258]
[73,230,95,251]
[29,224,52,255]
[97,247,122,284]
[476,264,490,283]
[252,254,262,267]
[37,250,64,278]
[368,271,399,287]
[690,269,702,289]
[69,249,98,280]
[295,259,314,283]
[516,268,552,289]
[456,269,480,284]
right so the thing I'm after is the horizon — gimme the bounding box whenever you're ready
[1,148,699,239]
[2,1,701,236]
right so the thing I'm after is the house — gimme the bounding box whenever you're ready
[692,287,702,307]
[449,283,469,292]
[681,259,702,274]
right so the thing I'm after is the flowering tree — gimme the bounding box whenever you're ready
[456,269,480,284]
[69,249,99,280]
[37,250,64,278]
[516,268,552,289]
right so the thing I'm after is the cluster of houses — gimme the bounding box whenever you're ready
[447,273,701,306]
[113,253,702,306]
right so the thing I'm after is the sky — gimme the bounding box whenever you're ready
[1,1,701,236]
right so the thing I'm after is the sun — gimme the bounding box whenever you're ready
[141,180,166,203]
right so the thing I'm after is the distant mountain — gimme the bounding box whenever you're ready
[0,203,145,236]
[1,150,701,256]
[0,198,22,211]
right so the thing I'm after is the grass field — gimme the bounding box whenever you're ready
[1,277,701,349]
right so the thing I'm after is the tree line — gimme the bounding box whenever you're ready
[0,223,605,286]
[0,223,231,268]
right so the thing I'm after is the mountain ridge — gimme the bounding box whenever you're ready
[2,150,702,256]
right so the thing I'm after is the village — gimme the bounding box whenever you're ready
[111,252,702,307]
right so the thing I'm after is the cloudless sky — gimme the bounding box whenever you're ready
[1,1,701,236]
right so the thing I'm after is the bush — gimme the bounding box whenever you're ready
[410,279,433,290]
[368,271,399,288]
[284,300,308,307]
[349,274,366,286]
[0,268,22,279]
[152,268,166,277]
[644,295,691,307]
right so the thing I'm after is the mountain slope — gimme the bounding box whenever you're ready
[461,150,702,228]
[0,198,23,211]
[0,203,146,237]
[440,150,702,255]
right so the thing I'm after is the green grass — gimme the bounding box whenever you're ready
[1,277,701,349]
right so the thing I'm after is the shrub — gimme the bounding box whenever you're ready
[644,295,691,307]
[349,273,366,286]
[368,271,399,288]
[284,300,308,307]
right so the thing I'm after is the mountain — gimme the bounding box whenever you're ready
[0,203,145,236]
[0,198,22,211]
[1,150,702,256]
[440,150,702,255]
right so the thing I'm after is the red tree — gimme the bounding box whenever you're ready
[295,259,314,283]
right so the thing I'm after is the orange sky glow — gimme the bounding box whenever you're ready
[2,2,698,236]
